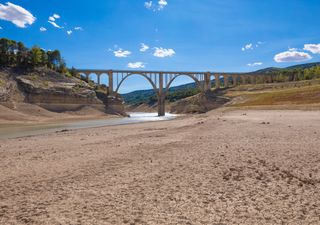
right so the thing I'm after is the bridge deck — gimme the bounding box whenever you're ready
[76,69,261,76]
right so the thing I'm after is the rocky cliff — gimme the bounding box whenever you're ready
[0,67,126,117]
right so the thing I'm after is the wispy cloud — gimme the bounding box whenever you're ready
[242,41,265,51]
[40,27,47,32]
[74,26,83,31]
[48,14,60,22]
[48,20,63,29]
[153,47,175,57]
[158,0,168,10]
[128,62,146,69]
[48,13,63,29]
[304,44,320,54]
[0,2,36,28]
[241,43,253,51]
[144,1,153,9]
[145,0,168,11]
[113,48,131,58]
[247,62,263,67]
[140,43,149,52]
[67,30,72,35]
[274,49,312,63]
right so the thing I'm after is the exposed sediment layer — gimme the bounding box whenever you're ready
[0,68,126,119]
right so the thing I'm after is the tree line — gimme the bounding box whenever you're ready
[262,67,320,83]
[0,38,68,73]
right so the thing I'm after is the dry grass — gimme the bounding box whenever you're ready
[0,79,5,87]
[226,82,320,107]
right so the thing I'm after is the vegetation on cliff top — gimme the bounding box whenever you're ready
[0,38,71,75]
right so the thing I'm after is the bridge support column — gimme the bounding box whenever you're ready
[224,75,228,88]
[233,75,238,86]
[108,70,114,95]
[241,76,246,85]
[215,74,220,89]
[97,74,101,85]
[158,73,165,116]
[204,72,211,91]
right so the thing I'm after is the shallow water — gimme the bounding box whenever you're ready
[0,112,177,140]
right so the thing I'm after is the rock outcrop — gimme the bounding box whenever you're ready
[169,90,230,114]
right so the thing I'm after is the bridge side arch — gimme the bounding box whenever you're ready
[165,74,202,93]
[114,72,159,96]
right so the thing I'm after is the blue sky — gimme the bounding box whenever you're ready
[1,0,320,93]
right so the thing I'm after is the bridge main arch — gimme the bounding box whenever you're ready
[114,72,159,96]
[165,74,202,93]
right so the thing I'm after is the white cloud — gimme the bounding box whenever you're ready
[74,26,83,31]
[0,2,36,28]
[145,0,168,11]
[140,43,149,52]
[304,44,320,54]
[144,1,153,9]
[128,62,146,69]
[153,47,175,57]
[48,20,63,29]
[67,30,72,35]
[274,50,312,63]
[241,43,253,51]
[247,62,263,67]
[40,27,47,32]
[113,49,131,58]
[49,13,60,22]
[242,41,265,51]
[288,47,298,52]
[158,0,168,10]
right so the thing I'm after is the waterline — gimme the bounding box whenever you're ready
[0,112,177,140]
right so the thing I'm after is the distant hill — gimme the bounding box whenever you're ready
[121,82,198,105]
[285,62,320,70]
[253,67,281,74]
[253,62,320,74]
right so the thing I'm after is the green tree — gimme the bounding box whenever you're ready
[30,47,43,67]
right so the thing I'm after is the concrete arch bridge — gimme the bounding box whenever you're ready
[76,70,268,116]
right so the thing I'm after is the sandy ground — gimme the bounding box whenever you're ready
[0,109,320,225]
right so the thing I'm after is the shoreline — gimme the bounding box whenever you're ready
[0,112,179,140]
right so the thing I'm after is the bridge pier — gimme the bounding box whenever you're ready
[215,74,220,89]
[232,75,238,86]
[97,74,101,85]
[108,70,114,95]
[158,73,165,116]
[204,72,212,91]
[224,75,229,88]
[241,76,246,85]
[158,94,166,116]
